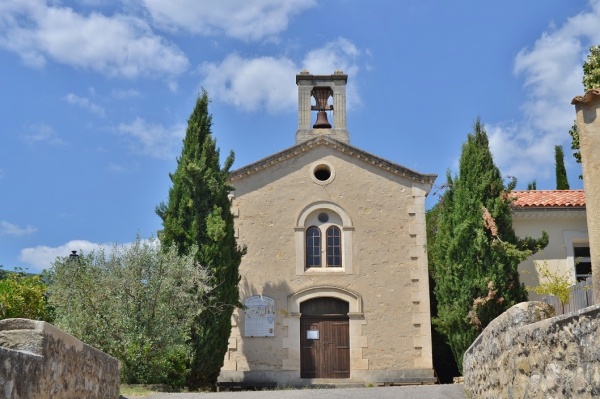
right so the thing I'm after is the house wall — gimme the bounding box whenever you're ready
[220,145,434,385]
[574,91,600,304]
[513,211,587,299]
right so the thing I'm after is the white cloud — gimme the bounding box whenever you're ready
[201,53,297,113]
[107,162,127,172]
[20,240,104,273]
[0,221,37,236]
[111,88,141,99]
[487,0,600,186]
[302,38,360,77]
[22,123,65,145]
[65,93,106,116]
[167,80,178,93]
[200,38,363,113]
[117,117,185,159]
[143,0,316,41]
[487,123,559,182]
[19,238,156,273]
[0,0,188,78]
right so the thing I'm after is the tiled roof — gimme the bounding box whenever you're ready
[571,88,600,104]
[511,190,586,208]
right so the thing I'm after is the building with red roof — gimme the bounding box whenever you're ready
[511,190,589,298]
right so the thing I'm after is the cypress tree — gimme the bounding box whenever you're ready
[156,90,245,390]
[430,119,548,371]
[426,205,460,382]
[555,145,569,190]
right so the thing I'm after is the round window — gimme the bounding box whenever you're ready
[310,162,335,185]
[318,212,329,223]
[314,166,331,181]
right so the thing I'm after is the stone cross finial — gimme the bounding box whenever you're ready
[572,88,600,303]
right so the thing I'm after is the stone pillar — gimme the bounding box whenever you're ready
[332,82,347,130]
[572,88,600,303]
[298,85,312,131]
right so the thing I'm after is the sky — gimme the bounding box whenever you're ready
[2,0,600,273]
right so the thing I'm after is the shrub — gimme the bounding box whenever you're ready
[0,269,53,321]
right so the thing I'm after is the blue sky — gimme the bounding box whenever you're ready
[2,0,599,273]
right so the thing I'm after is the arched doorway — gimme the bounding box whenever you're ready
[300,297,350,378]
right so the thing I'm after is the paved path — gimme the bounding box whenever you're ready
[142,384,467,399]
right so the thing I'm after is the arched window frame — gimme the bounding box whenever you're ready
[326,226,342,267]
[296,201,353,275]
[306,226,322,267]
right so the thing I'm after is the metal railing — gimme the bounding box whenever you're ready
[543,277,594,316]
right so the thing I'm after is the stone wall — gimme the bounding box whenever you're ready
[463,301,600,399]
[0,318,120,399]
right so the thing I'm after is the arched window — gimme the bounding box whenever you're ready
[296,201,354,274]
[304,224,343,269]
[326,226,342,267]
[306,227,321,267]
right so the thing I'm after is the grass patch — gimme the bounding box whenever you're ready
[120,384,171,397]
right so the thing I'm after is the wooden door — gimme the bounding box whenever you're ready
[300,298,350,379]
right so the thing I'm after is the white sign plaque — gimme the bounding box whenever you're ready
[244,295,275,337]
[307,330,319,340]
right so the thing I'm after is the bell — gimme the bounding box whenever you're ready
[313,111,332,129]
[312,86,333,129]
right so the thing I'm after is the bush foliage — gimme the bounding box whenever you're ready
[0,269,53,321]
[569,44,600,170]
[528,261,572,306]
[49,237,211,387]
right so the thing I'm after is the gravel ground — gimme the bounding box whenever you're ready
[140,384,467,399]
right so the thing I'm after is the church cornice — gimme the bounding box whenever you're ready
[229,136,437,185]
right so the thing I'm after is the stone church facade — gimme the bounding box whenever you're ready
[219,72,437,385]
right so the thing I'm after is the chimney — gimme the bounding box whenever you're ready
[295,70,349,144]
[572,88,600,303]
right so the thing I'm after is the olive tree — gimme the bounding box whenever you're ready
[49,237,211,386]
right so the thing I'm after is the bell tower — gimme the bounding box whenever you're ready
[295,70,349,144]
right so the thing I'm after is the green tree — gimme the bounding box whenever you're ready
[426,205,460,383]
[430,119,548,371]
[570,45,600,172]
[49,238,210,387]
[554,145,569,190]
[156,91,245,390]
[527,180,537,190]
[0,269,53,321]
[583,45,600,90]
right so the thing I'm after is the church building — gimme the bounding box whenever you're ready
[219,71,437,385]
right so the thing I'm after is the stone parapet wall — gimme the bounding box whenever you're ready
[0,318,120,399]
[464,301,600,399]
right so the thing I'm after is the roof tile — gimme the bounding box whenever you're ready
[511,190,586,208]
